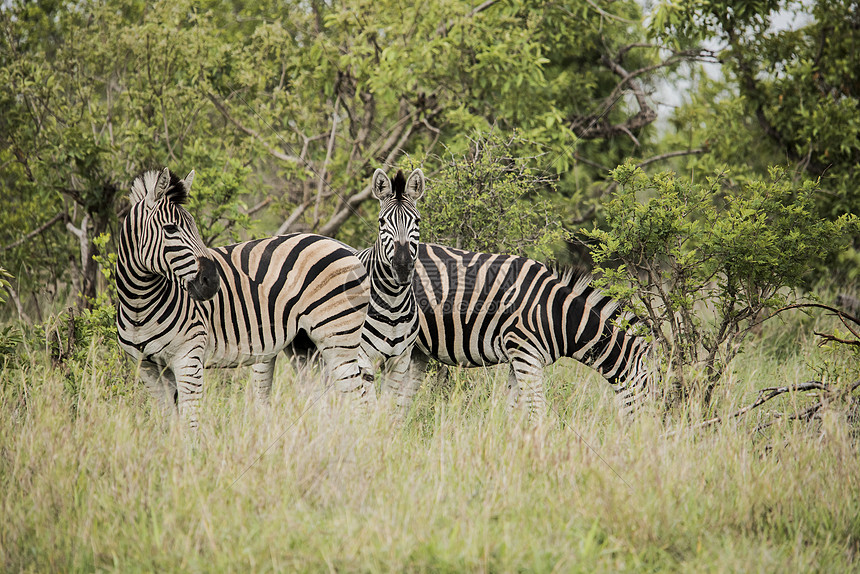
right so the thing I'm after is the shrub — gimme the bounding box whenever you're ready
[422,131,568,261]
[584,163,858,405]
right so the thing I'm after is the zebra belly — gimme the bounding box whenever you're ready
[415,311,509,367]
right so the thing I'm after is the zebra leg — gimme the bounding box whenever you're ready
[172,353,205,430]
[407,348,430,390]
[323,345,376,406]
[250,359,276,403]
[505,366,521,413]
[508,352,548,424]
[139,360,177,413]
[384,349,421,416]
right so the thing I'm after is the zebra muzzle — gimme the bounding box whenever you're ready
[188,256,221,301]
[391,243,414,285]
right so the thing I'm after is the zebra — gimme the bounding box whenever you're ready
[354,168,424,411]
[116,167,372,429]
[403,243,656,421]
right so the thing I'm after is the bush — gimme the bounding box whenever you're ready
[422,130,568,261]
[584,163,858,405]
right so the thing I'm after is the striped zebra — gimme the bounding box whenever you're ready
[116,167,372,429]
[404,243,656,420]
[355,168,424,410]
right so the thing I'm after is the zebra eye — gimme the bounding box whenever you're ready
[163,224,180,234]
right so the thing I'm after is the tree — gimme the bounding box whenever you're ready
[652,0,860,279]
[585,163,857,405]
[1,0,703,317]
[422,130,567,260]
[0,1,253,313]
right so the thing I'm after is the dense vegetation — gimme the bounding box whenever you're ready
[2,1,859,570]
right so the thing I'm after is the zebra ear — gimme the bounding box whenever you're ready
[146,167,171,209]
[371,168,393,201]
[182,170,195,194]
[404,168,425,202]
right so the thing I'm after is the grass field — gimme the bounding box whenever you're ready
[2,313,859,572]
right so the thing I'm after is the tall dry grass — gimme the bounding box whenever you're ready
[1,325,858,572]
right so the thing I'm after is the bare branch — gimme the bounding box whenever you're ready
[276,201,309,236]
[245,198,272,218]
[565,46,712,143]
[3,282,32,323]
[637,148,707,169]
[66,214,90,277]
[318,112,423,237]
[313,96,341,228]
[693,381,830,430]
[767,303,860,329]
[813,331,860,347]
[317,186,373,237]
[2,213,65,252]
[435,0,500,36]
[207,92,301,164]
[573,153,611,172]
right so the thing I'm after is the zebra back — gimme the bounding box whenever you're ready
[411,243,656,417]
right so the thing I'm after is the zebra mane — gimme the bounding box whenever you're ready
[392,169,407,201]
[129,169,189,206]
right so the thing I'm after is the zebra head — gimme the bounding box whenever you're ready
[124,167,220,301]
[371,168,424,285]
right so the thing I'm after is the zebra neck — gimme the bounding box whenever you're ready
[366,245,414,312]
[116,263,182,324]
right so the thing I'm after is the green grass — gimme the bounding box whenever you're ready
[1,322,859,572]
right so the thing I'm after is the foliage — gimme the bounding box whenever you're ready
[1,0,679,317]
[584,162,858,402]
[653,0,860,279]
[423,131,569,260]
[73,233,120,359]
[0,266,11,307]
[0,0,255,310]
[0,325,23,368]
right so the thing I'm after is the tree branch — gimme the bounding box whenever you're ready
[66,214,90,277]
[2,212,65,251]
[814,331,860,347]
[276,201,309,236]
[693,381,830,430]
[435,0,500,36]
[207,92,301,164]
[3,282,32,323]
[566,47,711,144]
[637,148,707,169]
[245,197,272,217]
[767,303,860,329]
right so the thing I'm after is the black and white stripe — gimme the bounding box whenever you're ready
[408,243,656,420]
[116,168,372,429]
[355,168,424,411]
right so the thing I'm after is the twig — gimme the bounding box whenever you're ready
[754,403,823,432]
[245,198,272,217]
[693,381,829,430]
[767,302,860,327]
[276,201,310,236]
[637,148,707,169]
[814,331,860,347]
[207,92,301,164]
[435,0,500,36]
[1,212,65,251]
